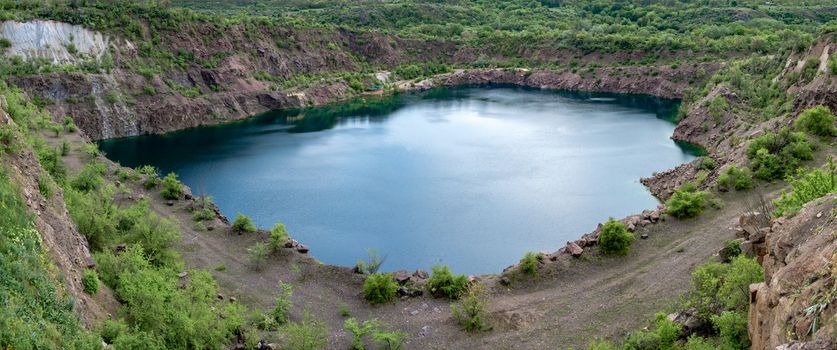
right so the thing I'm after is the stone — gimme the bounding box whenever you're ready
[207,225,214,231]
[667,309,707,337]
[641,233,649,239]
[352,265,365,274]
[284,239,299,248]
[393,270,411,284]
[627,223,636,232]
[114,243,127,254]
[229,296,237,302]
[749,227,769,244]
[397,286,423,298]
[295,244,309,254]
[741,241,755,256]
[468,275,479,284]
[257,340,274,350]
[565,241,583,257]
[499,277,511,286]
[418,325,431,337]
[641,219,652,227]
[85,257,97,269]
[217,293,224,300]
[413,269,429,280]
[177,271,188,279]
[650,211,660,222]
[166,200,174,206]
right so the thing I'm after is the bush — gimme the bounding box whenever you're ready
[138,166,161,189]
[774,157,837,216]
[355,248,386,274]
[712,311,750,349]
[284,312,329,350]
[622,313,681,350]
[716,165,753,192]
[160,172,183,200]
[665,182,709,219]
[520,251,543,276]
[248,242,270,269]
[271,282,293,325]
[598,218,635,255]
[269,222,289,252]
[82,269,100,295]
[344,317,379,350]
[363,273,397,304]
[427,265,469,299]
[71,162,107,192]
[372,329,409,350]
[698,157,716,171]
[746,128,814,181]
[451,283,490,332]
[689,255,763,321]
[720,239,742,261]
[232,213,256,233]
[795,105,836,137]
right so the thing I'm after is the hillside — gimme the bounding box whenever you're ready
[2,1,837,350]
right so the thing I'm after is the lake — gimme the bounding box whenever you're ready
[99,87,697,274]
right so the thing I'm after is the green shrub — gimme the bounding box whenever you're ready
[284,313,329,350]
[698,157,716,171]
[746,128,814,181]
[248,242,269,269]
[795,105,836,137]
[363,273,397,304]
[232,213,256,233]
[82,269,100,295]
[665,182,709,219]
[598,218,635,254]
[716,165,753,192]
[688,255,763,321]
[372,329,409,350]
[344,317,379,350]
[427,265,468,299]
[451,283,490,332]
[139,166,161,189]
[586,340,619,350]
[269,222,289,252]
[520,251,543,276]
[774,157,837,216]
[355,248,386,274]
[712,311,750,349]
[721,239,742,260]
[70,162,107,192]
[271,282,293,325]
[160,172,183,200]
[60,139,70,156]
[0,124,22,155]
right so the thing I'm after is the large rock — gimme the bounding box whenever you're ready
[565,241,583,257]
[666,309,708,337]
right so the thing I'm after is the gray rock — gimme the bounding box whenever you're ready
[394,270,411,284]
[565,241,583,257]
[413,269,429,280]
[499,277,511,286]
[295,244,309,254]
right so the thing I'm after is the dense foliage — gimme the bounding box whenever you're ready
[746,128,814,180]
[794,105,837,137]
[363,273,398,304]
[774,157,837,216]
[716,165,753,192]
[427,264,468,299]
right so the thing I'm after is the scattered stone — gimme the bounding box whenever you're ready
[177,271,188,279]
[284,239,299,248]
[207,225,214,231]
[393,270,412,284]
[409,309,419,316]
[667,309,708,337]
[184,193,193,200]
[413,269,429,280]
[640,219,651,227]
[565,241,583,257]
[217,293,224,300]
[499,277,511,286]
[627,223,636,232]
[468,275,479,284]
[650,211,660,222]
[397,286,423,298]
[418,325,431,337]
[166,200,174,206]
[114,243,127,254]
[816,212,823,218]
[85,257,97,269]
[257,340,274,350]
[229,296,237,302]
[641,233,649,239]
[295,244,309,254]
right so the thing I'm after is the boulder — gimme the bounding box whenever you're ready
[393,270,411,284]
[627,223,636,232]
[413,269,429,280]
[640,233,649,239]
[650,211,660,222]
[284,239,299,248]
[666,309,707,337]
[177,271,188,279]
[499,277,511,286]
[396,286,422,298]
[295,244,309,254]
[565,241,583,257]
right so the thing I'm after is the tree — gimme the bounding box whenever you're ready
[794,105,836,137]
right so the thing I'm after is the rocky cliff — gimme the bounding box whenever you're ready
[748,194,837,349]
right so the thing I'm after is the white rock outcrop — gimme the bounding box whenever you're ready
[0,20,110,64]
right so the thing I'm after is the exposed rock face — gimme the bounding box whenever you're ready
[0,20,115,64]
[748,194,837,350]
[0,105,112,326]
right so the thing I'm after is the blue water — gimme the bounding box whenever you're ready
[99,87,696,274]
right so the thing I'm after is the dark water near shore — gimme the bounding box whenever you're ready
[100,87,697,274]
